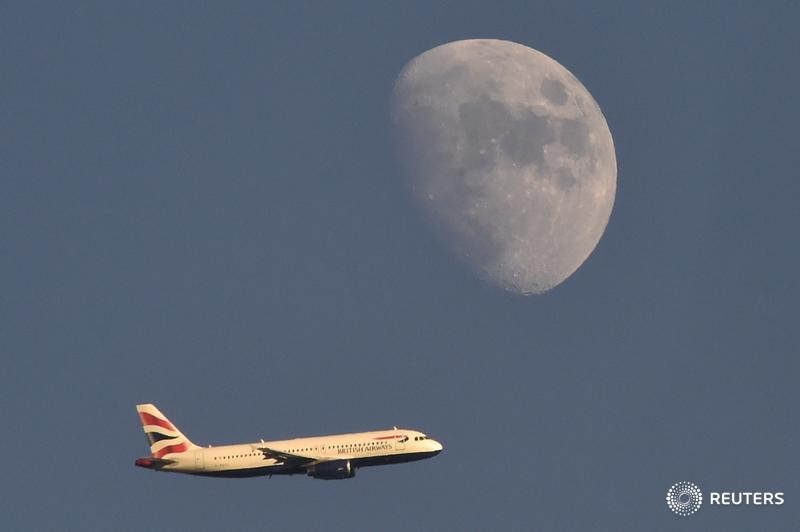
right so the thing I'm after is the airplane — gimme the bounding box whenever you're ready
[134,404,443,479]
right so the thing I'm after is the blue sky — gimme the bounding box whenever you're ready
[2,2,798,530]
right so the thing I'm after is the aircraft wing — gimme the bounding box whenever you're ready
[255,446,318,466]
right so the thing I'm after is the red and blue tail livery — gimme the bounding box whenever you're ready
[136,404,197,459]
[134,403,442,479]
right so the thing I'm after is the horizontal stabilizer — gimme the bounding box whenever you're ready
[135,456,176,469]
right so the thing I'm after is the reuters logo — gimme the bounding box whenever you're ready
[666,481,703,516]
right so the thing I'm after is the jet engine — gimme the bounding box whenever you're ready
[307,460,356,480]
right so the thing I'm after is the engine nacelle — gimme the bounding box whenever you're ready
[307,460,356,480]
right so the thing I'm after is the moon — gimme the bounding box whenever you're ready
[391,39,616,294]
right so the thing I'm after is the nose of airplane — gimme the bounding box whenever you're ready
[429,438,443,453]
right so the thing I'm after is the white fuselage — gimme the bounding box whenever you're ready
[141,428,443,478]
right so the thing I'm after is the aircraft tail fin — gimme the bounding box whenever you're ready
[136,404,199,458]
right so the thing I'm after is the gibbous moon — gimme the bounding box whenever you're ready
[391,39,616,294]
